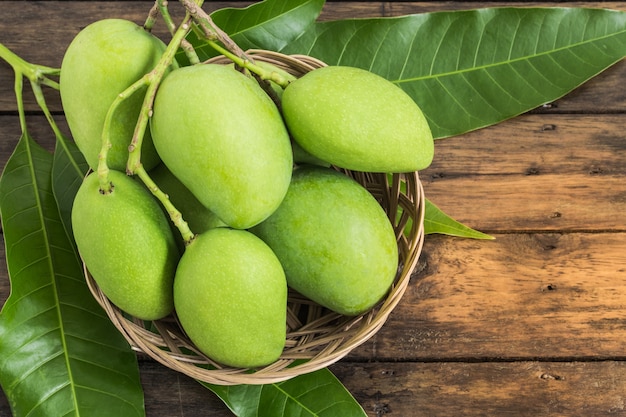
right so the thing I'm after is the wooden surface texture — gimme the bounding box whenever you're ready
[2,1,626,416]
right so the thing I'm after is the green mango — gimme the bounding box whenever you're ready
[281,65,434,173]
[150,64,293,229]
[72,170,179,320]
[252,166,399,316]
[60,18,166,172]
[174,228,287,368]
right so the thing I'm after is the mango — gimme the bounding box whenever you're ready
[281,65,434,173]
[252,166,399,316]
[150,64,293,229]
[60,18,166,172]
[72,170,179,320]
[174,228,287,368]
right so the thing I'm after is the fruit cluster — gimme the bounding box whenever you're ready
[63,19,434,368]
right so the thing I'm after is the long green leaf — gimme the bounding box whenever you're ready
[0,133,144,417]
[182,0,325,62]
[202,367,367,417]
[282,7,626,139]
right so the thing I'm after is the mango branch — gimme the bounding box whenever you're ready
[178,0,290,88]
[0,41,67,150]
[96,76,148,193]
[0,43,60,89]
[127,16,197,244]
[179,0,245,57]
[0,42,60,91]
[144,2,160,31]
[125,17,193,175]
[152,0,200,65]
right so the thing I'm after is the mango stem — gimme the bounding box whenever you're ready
[96,76,149,193]
[179,0,290,88]
[135,165,196,245]
[155,0,200,65]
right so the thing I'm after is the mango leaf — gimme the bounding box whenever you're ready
[282,7,626,139]
[51,133,89,244]
[201,367,367,417]
[424,199,493,239]
[181,0,325,63]
[0,133,145,417]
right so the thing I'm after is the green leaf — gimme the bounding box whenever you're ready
[282,7,626,139]
[424,198,493,239]
[0,133,145,417]
[51,133,89,245]
[182,0,325,62]
[201,367,367,417]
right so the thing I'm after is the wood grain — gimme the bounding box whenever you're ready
[348,233,626,361]
[2,1,626,416]
[421,113,626,232]
[329,361,626,416]
[6,358,626,416]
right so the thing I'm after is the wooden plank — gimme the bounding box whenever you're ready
[425,114,626,177]
[420,113,626,232]
[423,173,626,232]
[140,360,232,417]
[2,2,626,112]
[347,233,626,361]
[329,361,626,416]
[3,232,624,361]
[423,169,626,232]
[2,112,626,232]
[4,234,626,360]
[5,359,626,416]
[423,181,626,233]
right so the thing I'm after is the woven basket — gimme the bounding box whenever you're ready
[85,50,426,385]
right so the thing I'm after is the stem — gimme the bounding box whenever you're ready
[127,10,198,245]
[14,69,27,135]
[157,0,177,35]
[125,16,193,175]
[1,41,63,138]
[0,42,61,90]
[135,165,196,244]
[96,76,149,193]
[208,40,290,88]
[157,0,200,64]
[144,1,161,32]
[178,0,290,87]
[30,80,67,141]
[180,0,245,57]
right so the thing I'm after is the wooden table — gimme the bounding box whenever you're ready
[2,1,626,416]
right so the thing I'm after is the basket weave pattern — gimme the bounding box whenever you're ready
[85,50,426,385]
